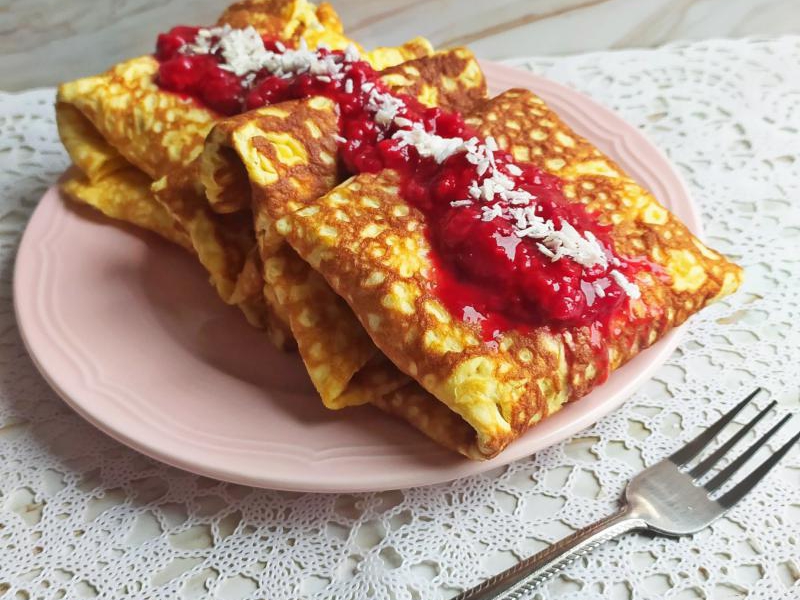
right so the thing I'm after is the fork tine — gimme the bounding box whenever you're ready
[669,388,761,467]
[705,414,792,493]
[716,425,800,508]
[689,400,776,479]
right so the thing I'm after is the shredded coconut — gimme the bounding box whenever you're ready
[593,278,610,298]
[608,269,642,300]
[610,270,641,299]
[392,124,468,164]
[178,26,641,301]
[367,89,405,127]
[494,233,522,260]
[463,306,486,324]
[481,204,504,222]
[344,43,360,63]
[581,280,597,307]
[181,25,360,82]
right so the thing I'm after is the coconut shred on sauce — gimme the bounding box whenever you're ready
[155,24,649,348]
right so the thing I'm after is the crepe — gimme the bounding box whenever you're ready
[277,88,743,458]
[218,0,353,51]
[55,0,361,240]
[218,0,433,60]
[196,48,488,408]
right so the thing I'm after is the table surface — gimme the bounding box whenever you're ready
[2,0,800,90]
[0,7,799,600]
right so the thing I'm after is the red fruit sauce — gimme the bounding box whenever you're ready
[154,26,649,346]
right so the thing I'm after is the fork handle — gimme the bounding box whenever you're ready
[453,507,646,600]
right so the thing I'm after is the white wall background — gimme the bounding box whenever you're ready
[1,0,798,90]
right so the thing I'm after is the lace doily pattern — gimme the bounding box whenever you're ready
[1,38,799,599]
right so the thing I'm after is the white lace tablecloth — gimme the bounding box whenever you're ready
[1,37,799,599]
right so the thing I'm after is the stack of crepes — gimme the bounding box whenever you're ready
[56,0,743,459]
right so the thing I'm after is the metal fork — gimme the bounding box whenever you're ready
[455,388,799,600]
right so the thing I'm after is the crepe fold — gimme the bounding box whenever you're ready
[195,48,488,408]
[276,88,743,458]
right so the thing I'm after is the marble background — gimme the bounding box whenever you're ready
[1,0,799,91]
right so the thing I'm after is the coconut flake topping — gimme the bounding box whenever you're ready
[181,25,355,81]
[388,124,640,299]
[179,25,640,301]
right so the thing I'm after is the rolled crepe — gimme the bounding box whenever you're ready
[277,89,743,458]
[55,0,367,229]
[196,48,488,408]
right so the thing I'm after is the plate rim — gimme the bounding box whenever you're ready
[14,61,697,492]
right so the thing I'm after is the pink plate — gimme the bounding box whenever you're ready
[14,62,698,492]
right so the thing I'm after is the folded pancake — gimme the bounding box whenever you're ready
[277,88,743,458]
[56,48,272,332]
[218,0,350,51]
[55,56,215,254]
[55,0,359,235]
[363,38,434,72]
[197,48,488,408]
[57,56,216,184]
[217,0,341,39]
[55,51,279,329]
[198,97,408,405]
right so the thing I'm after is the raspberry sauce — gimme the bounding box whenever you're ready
[154,25,648,342]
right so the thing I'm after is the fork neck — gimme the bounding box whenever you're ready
[453,505,647,600]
